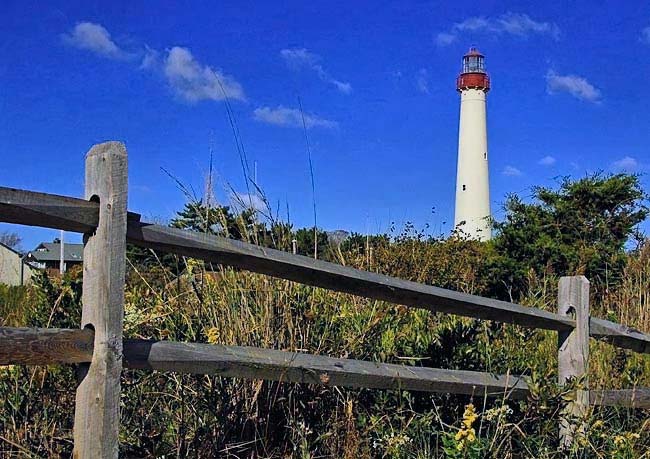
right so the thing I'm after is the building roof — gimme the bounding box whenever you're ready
[26,242,84,262]
[0,241,23,257]
[464,47,484,57]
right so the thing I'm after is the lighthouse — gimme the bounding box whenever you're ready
[454,47,491,241]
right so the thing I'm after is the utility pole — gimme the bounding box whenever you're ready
[60,230,66,274]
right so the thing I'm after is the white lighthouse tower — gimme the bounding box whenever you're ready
[454,47,492,241]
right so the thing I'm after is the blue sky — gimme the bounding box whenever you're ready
[1,0,649,250]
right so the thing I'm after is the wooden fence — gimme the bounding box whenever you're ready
[0,141,649,457]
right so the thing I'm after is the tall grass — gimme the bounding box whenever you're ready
[1,235,650,457]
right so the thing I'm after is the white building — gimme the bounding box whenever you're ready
[0,242,32,286]
[24,241,83,274]
[454,48,492,241]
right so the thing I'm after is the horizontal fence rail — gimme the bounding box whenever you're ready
[0,326,94,364]
[2,140,650,459]
[0,327,529,398]
[590,317,650,354]
[0,186,141,232]
[2,326,648,408]
[128,222,573,330]
[590,389,650,409]
[2,185,650,354]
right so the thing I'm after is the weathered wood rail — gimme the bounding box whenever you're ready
[4,186,650,352]
[0,327,529,397]
[1,142,649,457]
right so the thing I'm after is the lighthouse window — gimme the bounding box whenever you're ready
[484,152,487,160]
[463,54,485,73]
[462,185,466,191]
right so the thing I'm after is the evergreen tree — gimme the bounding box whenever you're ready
[490,173,647,299]
[294,227,330,259]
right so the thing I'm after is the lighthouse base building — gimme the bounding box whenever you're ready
[454,48,492,241]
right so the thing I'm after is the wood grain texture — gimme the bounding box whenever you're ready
[4,186,650,353]
[590,389,650,408]
[0,186,99,233]
[557,276,590,448]
[126,222,575,332]
[122,340,530,398]
[0,327,93,364]
[11,326,650,407]
[0,186,140,232]
[73,142,128,459]
[0,326,529,398]
[590,317,650,354]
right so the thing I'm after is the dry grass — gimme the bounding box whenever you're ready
[1,239,650,457]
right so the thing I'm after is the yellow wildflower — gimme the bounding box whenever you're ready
[454,404,479,451]
[0,365,15,376]
[614,431,640,447]
[206,327,220,344]
[462,403,479,428]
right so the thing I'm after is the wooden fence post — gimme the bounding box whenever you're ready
[73,142,128,458]
[557,275,590,448]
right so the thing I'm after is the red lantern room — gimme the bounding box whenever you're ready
[456,47,490,92]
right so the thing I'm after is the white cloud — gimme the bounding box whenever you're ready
[140,45,160,70]
[280,47,352,94]
[546,70,601,103]
[163,47,245,102]
[435,32,457,46]
[280,48,319,67]
[436,12,560,46]
[330,79,353,94]
[612,156,638,172]
[454,17,493,33]
[502,165,523,177]
[496,13,560,39]
[253,106,337,129]
[641,26,650,45]
[538,155,556,166]
[416,68,429,94]
[62,24,245,106]
[61,22,127,59]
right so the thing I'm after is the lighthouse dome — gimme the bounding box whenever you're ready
[457,47,490,92]
[462,47,486,74]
